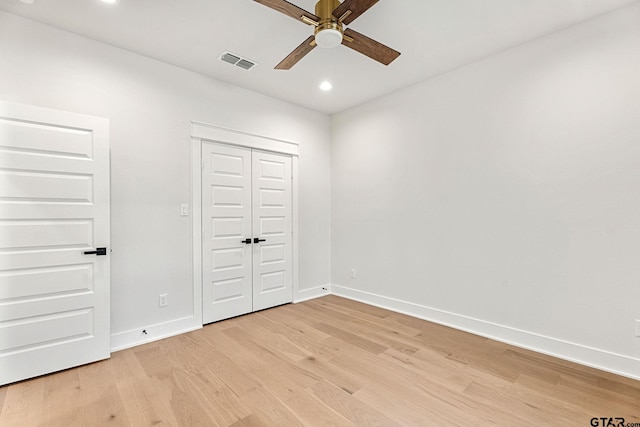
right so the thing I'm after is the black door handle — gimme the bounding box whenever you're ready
[84,247,107,256]
[253,238,266,244]
[241,238,252,244]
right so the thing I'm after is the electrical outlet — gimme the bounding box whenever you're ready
[180,204,189,216]
[350,268,357,279]
[159,293,168,307]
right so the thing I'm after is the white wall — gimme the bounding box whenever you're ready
[0,11,331,349]
[331,3,640,379]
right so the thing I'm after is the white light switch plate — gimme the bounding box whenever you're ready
[636,320,640,337]
[180,204,189,216]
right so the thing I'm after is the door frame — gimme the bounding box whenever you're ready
[190,121,300,325]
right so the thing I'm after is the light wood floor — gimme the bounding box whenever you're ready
[1,296,639,426]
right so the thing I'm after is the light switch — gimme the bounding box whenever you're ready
[180,204,189,216]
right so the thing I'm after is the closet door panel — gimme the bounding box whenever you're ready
[252,151,293,311]
[202,143,253,323]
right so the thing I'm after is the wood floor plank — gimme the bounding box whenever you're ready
[309,380,402,427]
[221,325,321,387]
[174,369,252,426]
[380,346,475,394]
[317,295,392,319]
[75,360,130,426]
[1,296,638,427]
[218,326,321,402]
[232,313,312,362]
[555,374,640,416]
[299,300,425,353]
[0,371,46,426]
[314,322,388,355]
[295,353,365,396]
[186,335,263,397]
[383,344,526,396]
[255,308,338,360]
[237,386,304,426]
[0,385,6,415]
[133,344,175,381]
[330,351,487,426]
[353,383,458,427]
[283,388,355,427]
[463,379,590,425]
[229,414,272,427]
[111,350,179,426]
[169,382,219,426]
[40,367,84,424]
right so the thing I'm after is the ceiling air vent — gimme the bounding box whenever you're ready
[219,51,257,71]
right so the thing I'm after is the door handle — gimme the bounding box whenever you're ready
[241,238,252,244]
[253,238,266,244]
[84,247,107,256]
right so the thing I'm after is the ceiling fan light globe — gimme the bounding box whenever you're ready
[315,28,343,49]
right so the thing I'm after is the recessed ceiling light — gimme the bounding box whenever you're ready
[18,0,36,4]
[320,81,333,91]
[100,0,119,4]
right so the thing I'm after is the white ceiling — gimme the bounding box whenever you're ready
[0,0,637,114]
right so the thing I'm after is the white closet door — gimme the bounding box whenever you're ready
[202,143,253,324]
[0,101,110,385]
[201,144,292,323]
[252,150,292,311]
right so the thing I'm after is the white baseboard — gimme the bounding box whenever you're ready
[110,286,330,353]
[110,315,202,352]
[331,284,640,381]
[294,285,331,303]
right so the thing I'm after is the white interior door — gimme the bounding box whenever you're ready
[252,151,292,311]
[0,101,110,386]
[202,143,253,324]
[202,143,292,323]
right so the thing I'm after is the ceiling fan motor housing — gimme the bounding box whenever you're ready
[314,0,343,48]
[259,0,400,69]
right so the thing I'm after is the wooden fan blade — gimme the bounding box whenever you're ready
[253,0,319,24]
[332,0,379,25]
[342,28,400,65]
[275,36,317,69]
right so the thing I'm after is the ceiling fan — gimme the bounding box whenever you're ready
[253,0,401,69]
